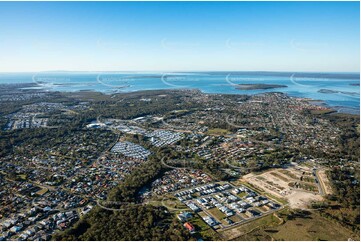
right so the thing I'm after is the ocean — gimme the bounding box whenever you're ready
[0,71,359,114]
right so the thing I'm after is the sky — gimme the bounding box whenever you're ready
[0,1,359,72]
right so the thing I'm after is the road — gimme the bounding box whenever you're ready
[218,205,285,231]
[314,168,326,196]
[174,181,286,231]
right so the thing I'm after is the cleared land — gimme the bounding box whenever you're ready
[243,165,324,209]
[206,128,230,136]
[317,169,333,195]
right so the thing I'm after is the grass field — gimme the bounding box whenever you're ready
[229,214,243,223]
[18,174,27,180]
[198,211,207,218]
[220,212,281,240]
[208,207,226,220]
[239,213,250,220]
[148,195,189,213]
[301,176,315,183]
[231,209,359,241]
[206,128,230,136]
[236,192,247,198]
[310,109,336,115]
[64,91,110,101]
[36,188,49,196]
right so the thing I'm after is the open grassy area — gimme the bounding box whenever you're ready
[271,212,356,241]
[206,128,230,136]
[189,216,220,240]
[198,211,207,218]
[208,207,226,220]
[18,174,27,180]
[63,91,111,102]
[310,109,336,115]
[301,176,315,183]
[236,192,247,198]
[289,181,318,192]
[148,195,189,213]
[229,214,243,223]
[36,188,49,196]
[239,213,250,220]
[220,212,281,240]
[232,209,359,241]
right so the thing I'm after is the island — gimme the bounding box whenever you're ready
[318,89,359,96]
[235,84,287,90]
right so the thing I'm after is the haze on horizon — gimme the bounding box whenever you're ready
[0,1,359,73]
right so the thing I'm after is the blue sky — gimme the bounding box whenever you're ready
[0,1,359,72]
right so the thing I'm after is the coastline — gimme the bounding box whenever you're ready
[306,99,359,115]
[3,82,360,116]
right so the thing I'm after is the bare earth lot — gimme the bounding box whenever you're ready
[243,165,324,209]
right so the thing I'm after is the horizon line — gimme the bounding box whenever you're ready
[0,70,359,74]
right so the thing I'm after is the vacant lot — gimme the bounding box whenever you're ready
[233,209,359,241]
[243,165,323,209]
[208,207,226,221]
[207,128,230,136]
[188,216,220,241]
[219,212,281,240]
[287,191,322,209]
[317,169,333,195]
